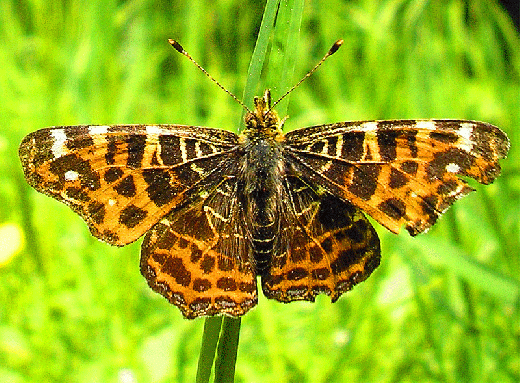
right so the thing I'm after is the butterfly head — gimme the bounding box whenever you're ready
[243,89,284,141]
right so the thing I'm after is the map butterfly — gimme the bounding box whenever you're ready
[19,40,510,318]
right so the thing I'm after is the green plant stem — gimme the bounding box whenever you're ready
[214,317,242,383]
[196,1,304,381]
[264,0,305,117]
[240,0,281,128]
[16,173,44,274]
[196,316,223,383]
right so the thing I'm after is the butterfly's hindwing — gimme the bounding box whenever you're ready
[140,173,258,319]
[261,174,381,302]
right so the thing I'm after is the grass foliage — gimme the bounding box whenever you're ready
[0,0,519,382]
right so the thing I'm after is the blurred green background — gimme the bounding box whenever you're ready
[1,0,519,382]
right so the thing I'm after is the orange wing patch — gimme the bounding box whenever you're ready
[262,176,380,303]
[286,120,509,236]
[19,125,238,245]
[140,176,258,318]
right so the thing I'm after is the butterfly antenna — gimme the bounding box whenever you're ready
[270,39,344,110]
[169,39,252,113]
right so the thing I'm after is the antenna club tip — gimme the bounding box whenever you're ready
[329,39,344,55]
[168,39,185,54]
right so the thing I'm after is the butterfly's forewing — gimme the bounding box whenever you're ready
[19,125,239,246]
[262,174,381,303]
[141,172,258,318]
[285,120,509,235]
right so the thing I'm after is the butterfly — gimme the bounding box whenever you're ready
[19,40,510,318]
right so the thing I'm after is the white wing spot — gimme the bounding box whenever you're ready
[446,163,460,173]
[64,170,79,181]
[179,138,188,163]
[195,141,204,157]
[458,123,474,140]
[321,139,329,154]
[458,123,475,152]
[108,199,116,206]
[335,134,343,157]
[146,125,164,135]
[361,121,378,131]
[415,121,436,130]
[50,129,68,158]
[88,125,110,135]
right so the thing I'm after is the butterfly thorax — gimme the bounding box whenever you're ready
[240,89,285,142]
[238,90,287,275]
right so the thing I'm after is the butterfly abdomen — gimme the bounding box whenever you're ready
[240,135,285,275]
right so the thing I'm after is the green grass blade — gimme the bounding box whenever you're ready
[240,0,280,128]
[240,0,304,123]
[214,317,241,383]
[209,3,304,382]
[265,0,305,116]
[406,236,520,303]
[196,316,223,383]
